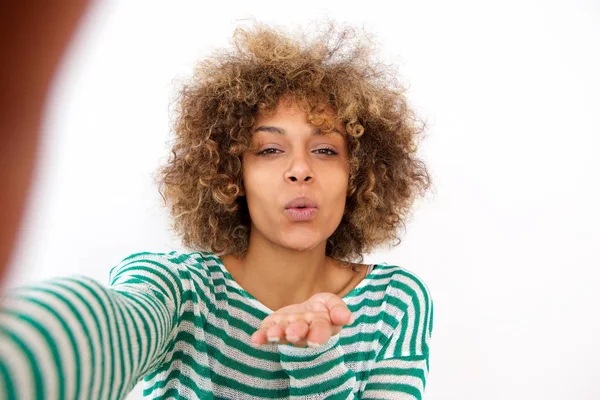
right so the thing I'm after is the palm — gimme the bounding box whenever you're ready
[277,293,330,314]
[250,292,353,348]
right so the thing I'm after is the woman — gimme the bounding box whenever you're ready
[0,21,434,399]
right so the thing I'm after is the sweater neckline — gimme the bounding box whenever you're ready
[214,258,378,314]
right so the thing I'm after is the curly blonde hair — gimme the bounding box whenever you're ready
[154,20,432,263]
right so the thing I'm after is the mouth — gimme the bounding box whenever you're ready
[284,206,318,221]
[284,196,318,210]
[285,205,315,210]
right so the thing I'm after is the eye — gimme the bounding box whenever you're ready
[314,147,338,156]
[256,147,282,156]
[255,147,338,156]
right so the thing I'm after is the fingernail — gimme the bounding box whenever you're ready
[307,340,321,348]
[349,315,355,324]
[287,335,300,342]
[267,336,280,343]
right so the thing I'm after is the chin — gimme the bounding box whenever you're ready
[279,237,322,252]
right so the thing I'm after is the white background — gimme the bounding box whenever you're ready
[4,0,599,399]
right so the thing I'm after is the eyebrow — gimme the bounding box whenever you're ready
[253,125,342,136]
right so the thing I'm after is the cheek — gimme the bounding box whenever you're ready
[242,166,277,220]
[325,166,349,192]
[243,165,272,196]
[322,170,349,218]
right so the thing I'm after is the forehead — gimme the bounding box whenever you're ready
[253,125,343,137]
[253,100,345,137]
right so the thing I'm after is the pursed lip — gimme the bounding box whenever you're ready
[284,196,318,209]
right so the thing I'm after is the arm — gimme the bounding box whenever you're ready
[0,2,88,284]
[0,252,185,399]
[277,278,434,399]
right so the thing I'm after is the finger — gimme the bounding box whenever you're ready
[266,320,288,343]
[305,317,334,346]
[284,319,309,343]
[250,327,268,346]
[325,295,353,326]
[273,316,312,345]
[253,318,292,346]
[251,320,278,346]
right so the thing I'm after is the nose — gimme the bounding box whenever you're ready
[284,151,314,183]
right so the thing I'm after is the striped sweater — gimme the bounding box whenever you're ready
[0,250,434,399]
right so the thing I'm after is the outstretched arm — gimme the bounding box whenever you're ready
[0,252,186,399]
[0,2,89,285]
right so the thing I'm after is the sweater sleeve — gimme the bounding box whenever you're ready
[277,275,434,400]
[0,252,186,400]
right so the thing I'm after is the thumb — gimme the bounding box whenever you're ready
[326,295,354,326]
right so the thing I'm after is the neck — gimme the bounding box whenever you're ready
[224,229,341,311]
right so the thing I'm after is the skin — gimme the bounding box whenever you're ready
[220,98,368,347]
[250,292,355,348]
[0,2,89,287]
[0,4,364,347]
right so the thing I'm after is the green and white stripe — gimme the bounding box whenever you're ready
[0,250,433,399]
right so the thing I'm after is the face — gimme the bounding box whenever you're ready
[242,99,349,252]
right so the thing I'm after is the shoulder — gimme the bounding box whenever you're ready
[377,263,433,306]
[108,249,222,293]
[375,262,435,357]
[376,262,434,331]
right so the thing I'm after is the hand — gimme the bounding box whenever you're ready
[250,292,354,348]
